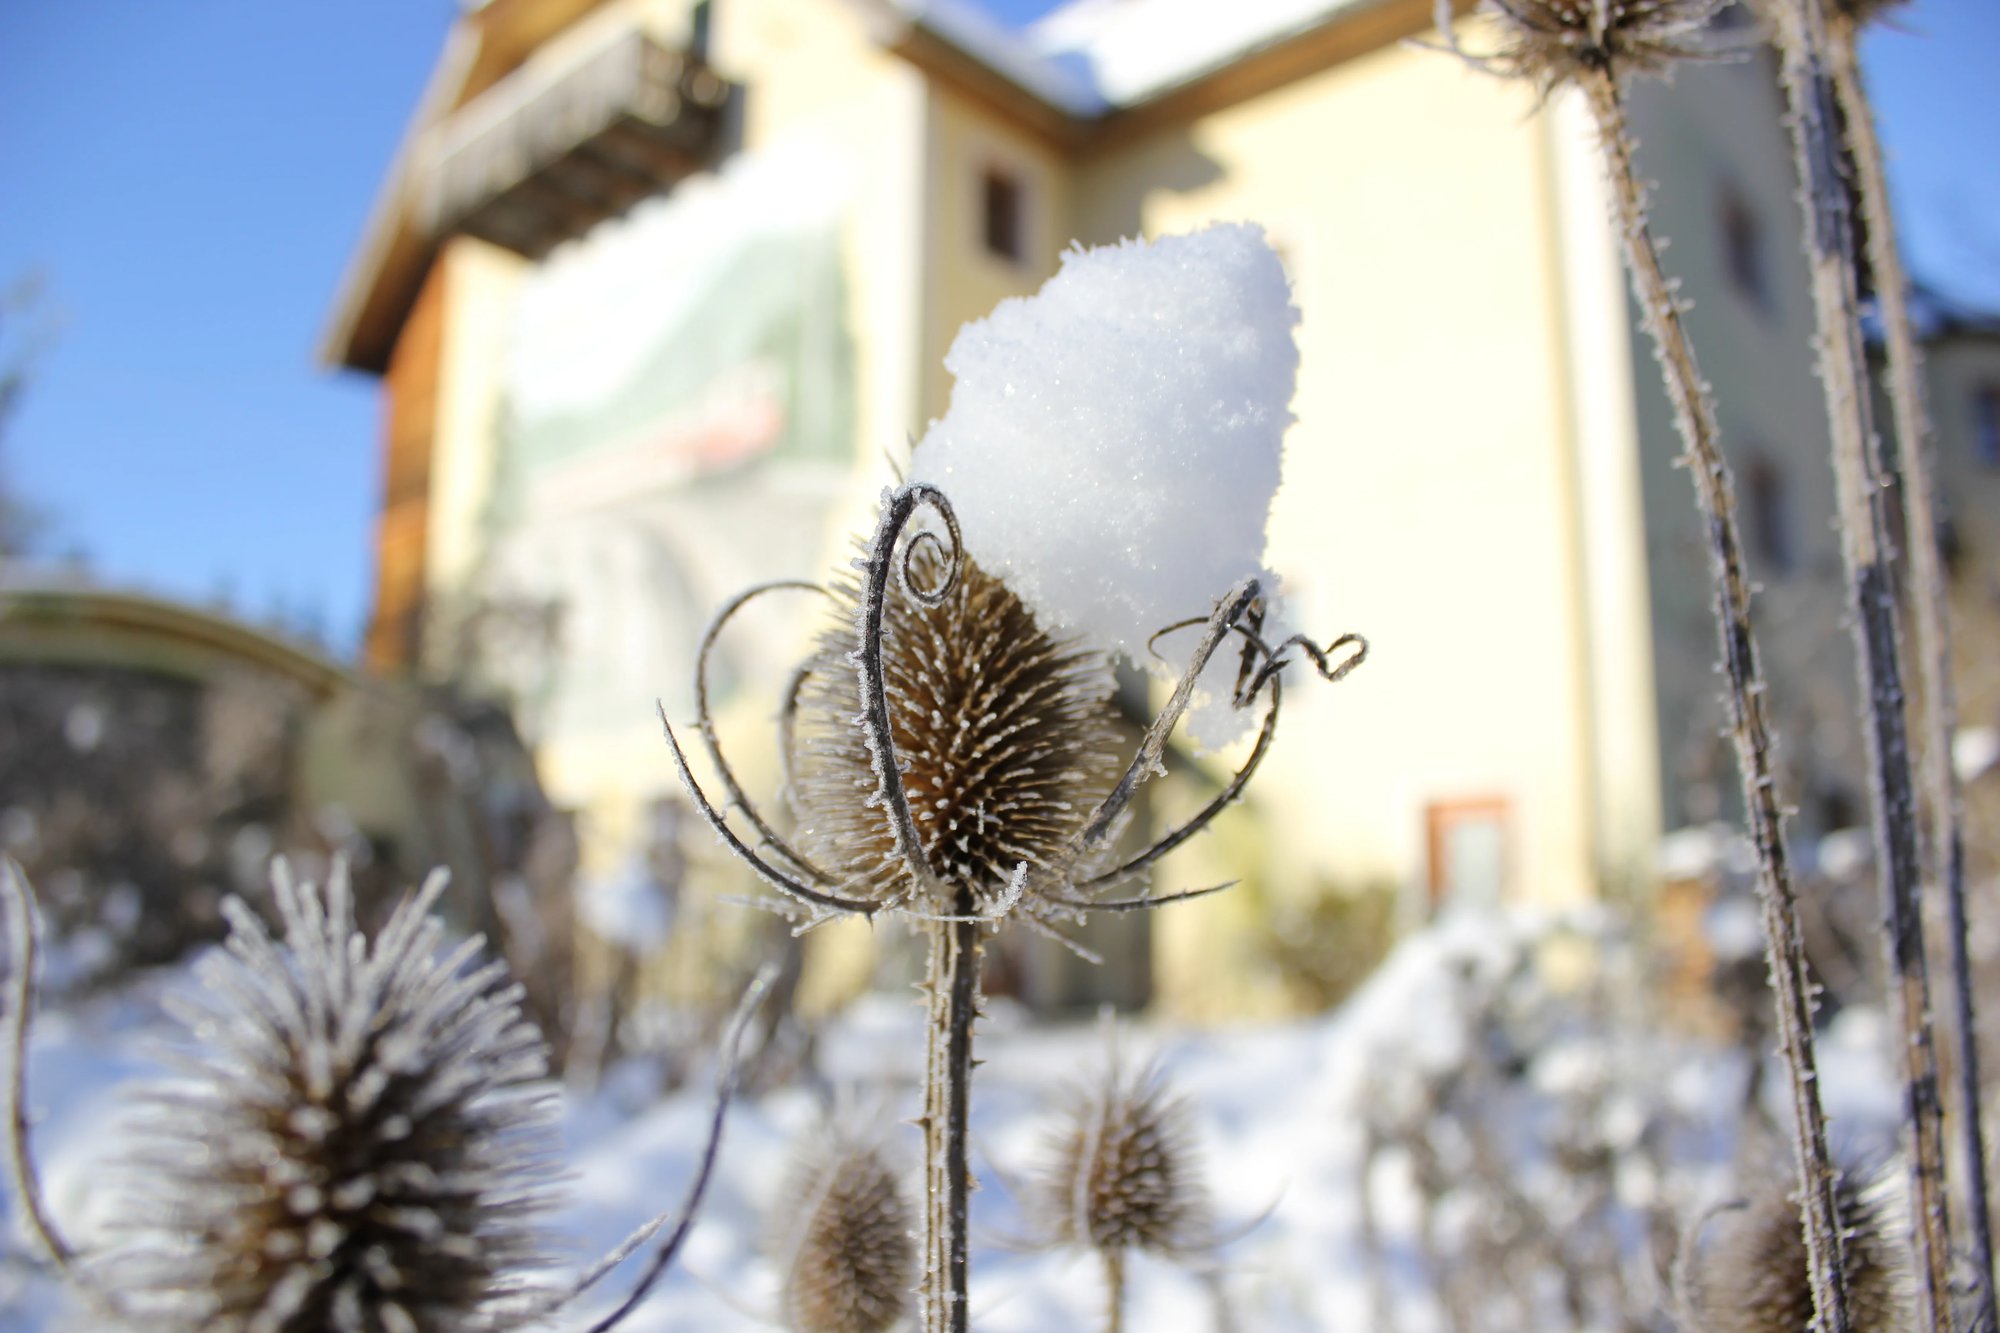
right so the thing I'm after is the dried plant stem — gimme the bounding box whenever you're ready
[0,861,77,1279]
[1827,11,1996,1318]
[1103,1247,1126,1333]
[1575,70,1851,1332]
[920,911,982,1333]
[1766,0,1953,1320]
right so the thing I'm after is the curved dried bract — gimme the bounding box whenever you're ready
[0,861,96,1297]
[852,484,964,909]
[660,706,885,919]
[1066,579,1263,869]
[694,580,837,885]
[1043,881,1237,915]
[575,967,774,1333]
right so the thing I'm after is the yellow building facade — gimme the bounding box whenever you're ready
[325,0,1858,1015]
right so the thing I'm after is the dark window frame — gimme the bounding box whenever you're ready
[980,165,1026,265]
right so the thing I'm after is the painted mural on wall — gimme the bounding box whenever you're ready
[477,147,855,755]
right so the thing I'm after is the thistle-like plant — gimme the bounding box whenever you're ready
[1,857,772,1332]
[1680,1170,1915,1332]
[1025,1028,1220,1333]
[660,227,1364,1331]
[1429,4,1853,1325]
[110,861,558,1331]
[766,1123,916,1333]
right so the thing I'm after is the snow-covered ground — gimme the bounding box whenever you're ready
[0,910,1900,1331]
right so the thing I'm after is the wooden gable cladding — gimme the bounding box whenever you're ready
[364,259,448,675]
[426,28,733,259]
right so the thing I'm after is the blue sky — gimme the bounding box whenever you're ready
[0,0,1994,658]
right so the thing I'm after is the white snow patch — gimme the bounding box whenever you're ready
[910,223,1300,747]
[578,856,676,953]
[1028,0,1376,106]
[1955,725,2000,783]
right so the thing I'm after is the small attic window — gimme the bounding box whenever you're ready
[1719,180,1771,314]
[1746,454,1797,574]
[1974,384,2000,468]
[982,167,1025,263]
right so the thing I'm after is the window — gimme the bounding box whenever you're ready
[1975,384,2000,468]
[690,0,713,61]
[1746,455,1797,574]
[1719,181,1770,313]
[1426,798,1510,911]
[981,167,1024,263]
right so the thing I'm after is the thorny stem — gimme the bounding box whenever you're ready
[1577,70,1851,1332]
[920,904,982,1333]
[1829,11,1995,1316]
[1766,0,1953,1319]
[1103,1246,1126,1333]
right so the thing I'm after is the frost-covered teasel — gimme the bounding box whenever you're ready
[111,862,558,1332]
[767,1125,916,1333]
[1028,1034,1212,1256]
[1435,0,1729,98]
[659,225,1365,1333]
[1680,1169,1915,1332]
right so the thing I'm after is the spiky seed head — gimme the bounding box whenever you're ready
[1030,1050,1209,1259]
[766,1127,916,1333]
[1462,0,1728,95]
[113,863,557,1332]
[790,545,1122,915]
[1684,1169,1914,1332]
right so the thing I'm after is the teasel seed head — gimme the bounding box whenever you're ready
[1446,0,1729,96]
[113,862,557,1332]
[1683,1167,1914,1332]
[1029,1041,1211,1261]
[767,1126,916,1333]
[791,544,1123,916]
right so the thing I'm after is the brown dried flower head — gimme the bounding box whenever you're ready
[113,864,557,1332]
[1683,1168,1914,1331]
[791,543,1123,917]
[1445,0,1729,95]
[767,1127,917,1333]
[1030,1044,1211,1260]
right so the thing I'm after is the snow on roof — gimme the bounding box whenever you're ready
[1027,0,1380,107]
[891,0,1382,115]
[885,0,1106,115]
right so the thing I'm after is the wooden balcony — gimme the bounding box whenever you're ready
[425,28,732,258]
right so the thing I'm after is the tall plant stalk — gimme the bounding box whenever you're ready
[920,911,982,1333]
[1765,0,1952,1320]
[1572,69,1852,1331]
[1824,8,1995,1317]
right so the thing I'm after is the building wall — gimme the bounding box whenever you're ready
[1062,38,1619,1011]
[917,86,1072,425]
[1623,58,1860,840]
[403,0,934,870]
